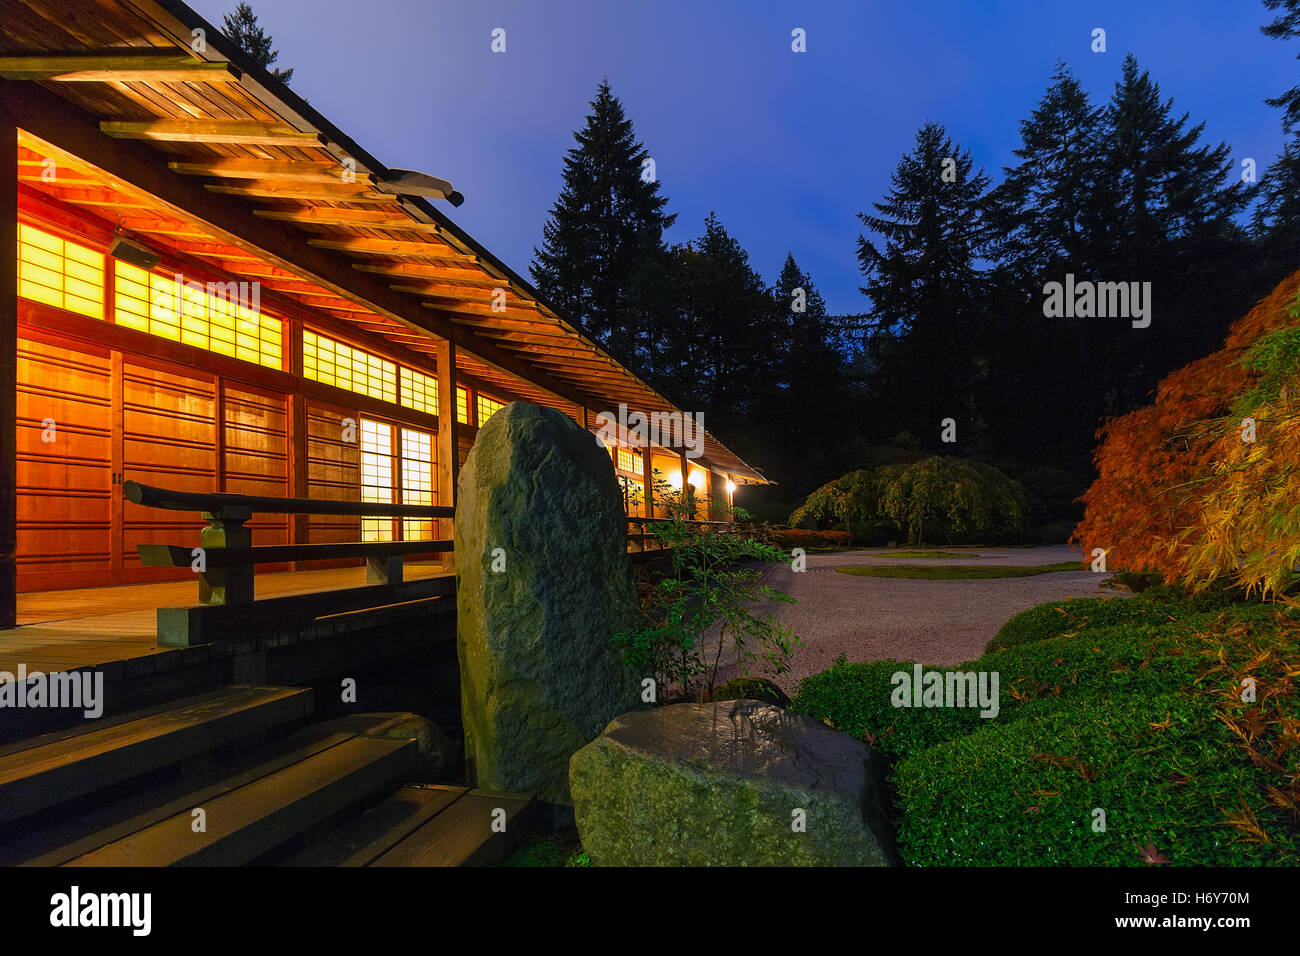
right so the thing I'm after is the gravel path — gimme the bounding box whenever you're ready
[719,545,1117,695]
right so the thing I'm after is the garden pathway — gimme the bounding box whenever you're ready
[732,545,1119,695]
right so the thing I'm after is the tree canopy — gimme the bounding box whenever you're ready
[221,2,294,84]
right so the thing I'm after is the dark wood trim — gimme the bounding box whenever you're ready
[213,374,226,491]
[0,109,16,627]
[110,350,124,582]
[435,338,457,572]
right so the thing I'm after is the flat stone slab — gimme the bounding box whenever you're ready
[570,700,897,866]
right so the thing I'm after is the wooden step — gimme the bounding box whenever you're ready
[0,685,313,825]
[279,785,535,867]
[278,784,469,866]
[63,735,414,866]
[13,729,359,866]
[369,787,535,867]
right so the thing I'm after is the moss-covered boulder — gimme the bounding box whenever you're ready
[456,402,640,803]
[569,700,897,866]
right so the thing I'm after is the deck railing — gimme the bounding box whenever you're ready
[123,480,455,647]
[625,515,741,560]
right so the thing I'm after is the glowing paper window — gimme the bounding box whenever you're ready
[303,330,396,403]
[360,418,395,542]
[457,387,470,425]
[400,366,439,416]
[18,223,105,319]
[476,393,505,426]
[401,427,436,540]
[113,262,282,369]
[616,448,644,476]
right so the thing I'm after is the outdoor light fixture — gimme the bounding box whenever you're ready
[726,479,736,493]
[108,234,161,271]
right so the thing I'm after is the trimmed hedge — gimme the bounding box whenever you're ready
[791,596,1300,866]
[768,528,853,550]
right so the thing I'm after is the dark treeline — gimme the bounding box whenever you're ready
[531,2,1300,526]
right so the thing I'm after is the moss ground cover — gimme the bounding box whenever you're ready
[791,595,1300,865]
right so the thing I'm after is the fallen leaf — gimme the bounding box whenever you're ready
[1139,841,1170,865]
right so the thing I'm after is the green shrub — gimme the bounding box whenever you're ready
[986,597,1150,653]
[767,528,853,550]
[894,691,1284,866]
[792,660,988,761]
[793,599,1300,866]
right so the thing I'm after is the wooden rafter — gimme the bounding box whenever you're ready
[446,313,579,335]
[205,182,399,203]
[170,158,359,184]
[351,263,504,287]
[388,283,528,305]
[101,119,326,147]
[0,53,240,83]
[253,207,441,233]
[307,237,476,261]
[30,187,153,209]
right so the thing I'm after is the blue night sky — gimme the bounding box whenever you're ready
[190,0,1294,317]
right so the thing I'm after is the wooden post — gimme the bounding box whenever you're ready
[288,309,309,564]
[198,507,254,605]
[678,446,692,521]
[435,338,458,572]
[0,106,16,627]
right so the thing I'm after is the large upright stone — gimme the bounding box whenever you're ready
[455,402,640,803]
[570,701,898,866]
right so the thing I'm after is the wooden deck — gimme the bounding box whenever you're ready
[1,563,451,676]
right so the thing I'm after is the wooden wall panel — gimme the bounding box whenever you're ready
[14,337,113,591]
[223,382,289,568]
[120,361,214,583]
[305,398,360,566]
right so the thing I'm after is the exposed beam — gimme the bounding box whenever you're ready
[390,284,530,306]
[102,119,326,147]
[0,54,240,83]
[16,185,150,208]
[171,158,359,183]
[308,237,476,261]
[445,313,573,335]
[205,182,399,203]
[253,207,442,234]
[352,263,503,287]
[423,300,552,322]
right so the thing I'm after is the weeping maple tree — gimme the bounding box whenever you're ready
[791,457,1028,545]
[1073,269,1300,595]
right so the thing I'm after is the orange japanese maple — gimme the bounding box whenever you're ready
[1072,269,1300,591]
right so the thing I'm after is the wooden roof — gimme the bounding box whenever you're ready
[0,0,768,483]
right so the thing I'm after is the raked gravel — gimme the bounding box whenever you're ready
[718,545,1120,695]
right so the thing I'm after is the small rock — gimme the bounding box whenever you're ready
[710,677,791,708]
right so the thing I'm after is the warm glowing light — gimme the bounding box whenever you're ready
[726,479,736,493]
[687,471,705,490]
[668,471,683,490]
